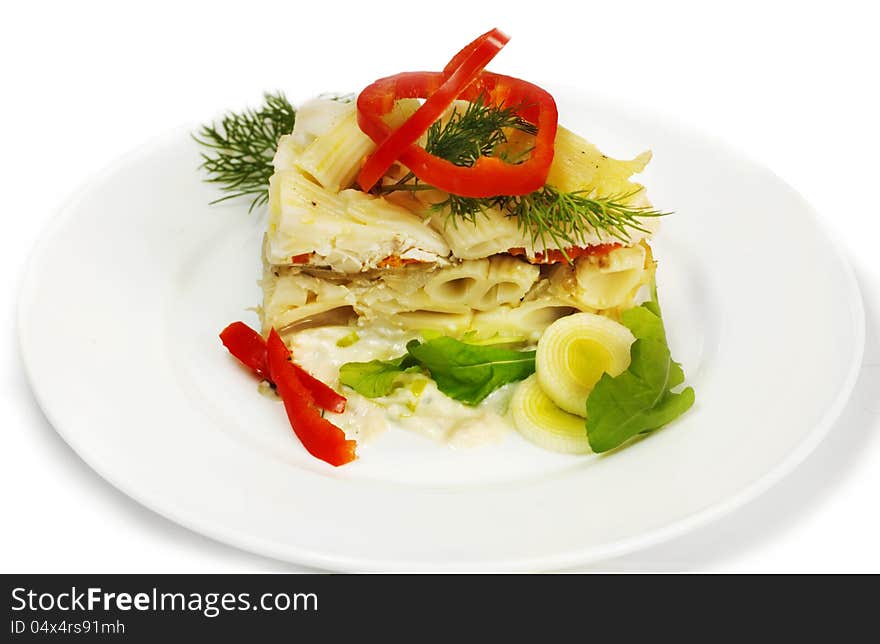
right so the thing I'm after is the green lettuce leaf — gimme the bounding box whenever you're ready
[586,298,695,453]
[405,337,535,405]
[338,354,420,398]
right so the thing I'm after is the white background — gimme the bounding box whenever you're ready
[2,0,878,572]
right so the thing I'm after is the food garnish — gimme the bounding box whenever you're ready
[535,312,635,416]
[512,286,693,453]
[340,336,534,405]
[194,93,296,212]
[266,330,356,466]
[339,354,421,399]
[220,320,272,381]
[510,375,592,454]
[585,288,695,452]
[356,28,510,191]
[221,321,347,414]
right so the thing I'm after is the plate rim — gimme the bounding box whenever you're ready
[17,104,866,572]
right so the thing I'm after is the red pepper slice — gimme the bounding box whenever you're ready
[441,28,505,79]
[357,70,557,198]
[357,28,509,192]
[219,321,346,414]
[220,321,270,380]
[267,329,356,467]
[291,361,347,414]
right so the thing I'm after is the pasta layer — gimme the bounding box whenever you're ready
[266,105,659,270]
[260,246,651,337]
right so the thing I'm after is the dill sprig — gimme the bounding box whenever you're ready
[433,188,666,255]
[193,92,296,212]
[503,187,665,253]
[425,94,536,167]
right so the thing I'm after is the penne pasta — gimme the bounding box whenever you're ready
[295,108,376,192]
[471,299,578,343]
[549,244,654,311]
[432,208,522,259]
[547,126,652,197]
[266,170,450,271]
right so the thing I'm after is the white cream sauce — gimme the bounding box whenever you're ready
[286,326,515,447]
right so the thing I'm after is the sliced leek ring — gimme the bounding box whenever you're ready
[536,312,635,416]
[510,375,591,454]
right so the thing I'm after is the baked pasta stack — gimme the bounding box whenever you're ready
[260,98,658,343]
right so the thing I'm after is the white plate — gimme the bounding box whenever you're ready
[18,89,864,571]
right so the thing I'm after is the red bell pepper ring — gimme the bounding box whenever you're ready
[219,321,346,414]
[357,28,509,192]
[441,28,505,79]
[357,70,557,198]
[266,329,357,467]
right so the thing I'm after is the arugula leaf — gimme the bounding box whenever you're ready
[338,354,420,398]
[406,337,535,405]
[585,298,695,453]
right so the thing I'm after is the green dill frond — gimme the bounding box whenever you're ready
[433,194,500,227]
[435,188,666,257]
[503,187,668,259]
[423,94,536,167]
[193,92,296,212]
